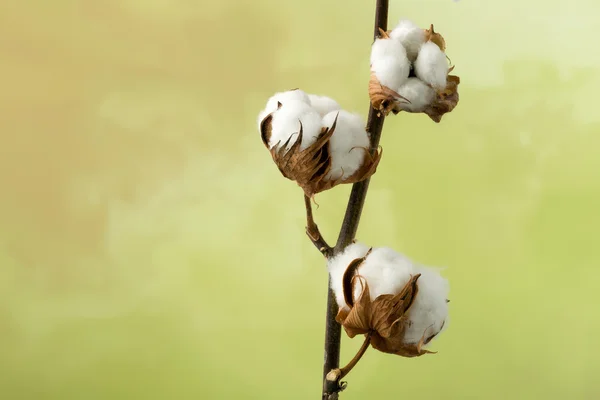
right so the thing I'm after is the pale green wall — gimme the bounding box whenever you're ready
[1,0,599,399]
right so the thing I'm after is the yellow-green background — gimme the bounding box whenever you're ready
[1,0,599,399]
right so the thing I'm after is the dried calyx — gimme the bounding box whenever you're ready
[258,90,382,198]
[369,19,460,122]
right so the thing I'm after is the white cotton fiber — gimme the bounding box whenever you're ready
[404,264,450,345]
[414,41,449,91]
[327,242,450,347]
[321,110,370,181]
[389,19,426,62]
[268,100,322,151]
[397,77,436,112]
[307,94,341,117]
[370,38,410,90]
[265,89,311,113]
[351,246,415,302]
[257,89,312,132]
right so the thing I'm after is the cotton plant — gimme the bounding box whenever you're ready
[256,3,460,399]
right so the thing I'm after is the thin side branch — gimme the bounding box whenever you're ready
[326,332,373,386]
[304,195,333,257]
[322,1,389,398]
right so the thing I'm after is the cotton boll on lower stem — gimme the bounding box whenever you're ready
[397,77,436,112]
[322,110,370,181]
[269,100,322,152]
[328,242,450,352]
[307,94,341,117]
[389,19,425,62]
[414,41,449,91]
[371,38,411,90]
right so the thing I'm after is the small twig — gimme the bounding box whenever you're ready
[304,195,333,257]
[321,1,389,399]
[326,332,373,386]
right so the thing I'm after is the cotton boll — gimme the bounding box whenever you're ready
[307,94,341,117]
[397,77,436,112]
[322,110,370,181]
[264,89,311,114]
[327,242,371,309]
[389,19,426,61]
[269,100,322,151]
[403,265,450,345]
[414,41,449,91]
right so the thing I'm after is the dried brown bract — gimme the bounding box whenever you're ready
[424,24,446,52]
[423,74,460,123]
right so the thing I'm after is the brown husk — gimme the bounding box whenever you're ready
[424,24,446,51]
[369,71,460,122]
[335,255,437,358]
[260,112,381,198]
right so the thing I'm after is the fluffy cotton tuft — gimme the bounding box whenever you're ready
[258,89,312,131]
[404,264,450,344]
[321,110,370,181]
[414,41,449,91]
[268,100,322,151]
[397,77,436,112]
[370,38,410,90]
[265,89,311,112]
[389,19,426,62]
[307,94,341,117]
[327,243,449,346]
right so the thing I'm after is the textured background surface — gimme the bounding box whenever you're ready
[1,0,599,398]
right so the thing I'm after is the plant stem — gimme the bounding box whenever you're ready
[321,1,389,398]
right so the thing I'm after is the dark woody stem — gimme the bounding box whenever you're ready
[304,195,333,258]
[321,1,389,399]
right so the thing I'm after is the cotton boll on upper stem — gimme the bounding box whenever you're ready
[308,94,341,117]
[397,78,436,112]
[389,19,425,62]
[321,110,370,181]
[371,38,410,90]
[414,41,449,91]
[269,100,322,152]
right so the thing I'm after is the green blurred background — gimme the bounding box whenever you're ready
[1,0,599,398]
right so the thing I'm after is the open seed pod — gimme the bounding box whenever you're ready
[368,23,460,122]
[335,263,436,358]
[260,111,382,198]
